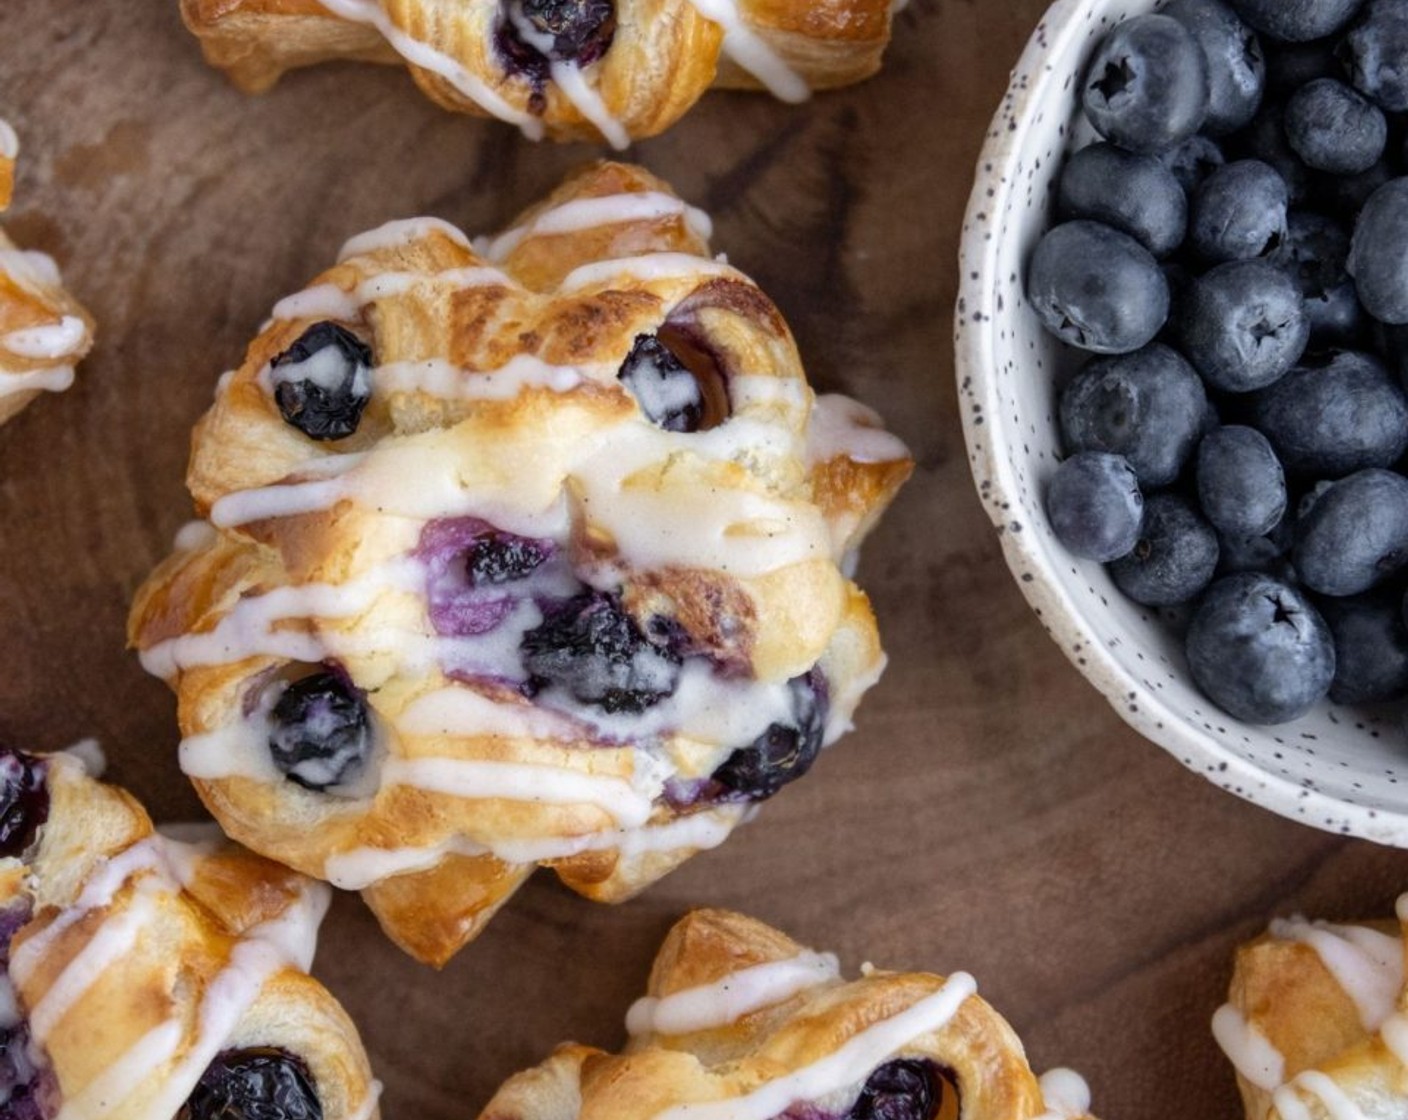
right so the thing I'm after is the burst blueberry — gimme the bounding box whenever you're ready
[521,592,681,713]
[181,1049,321,1120]
[268,670,372,793]
[711,674,827,802]
[0,749,48,860]
[496,0,617,82]
[848,1060,948,1120]
[1081,15,1210,154]
[271,322,373,442]
[466,532,549,586]
[618,334,706,433]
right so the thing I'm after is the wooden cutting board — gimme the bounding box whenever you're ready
[3,2,1407,1117]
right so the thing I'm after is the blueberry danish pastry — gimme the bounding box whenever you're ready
[0,747,380,1120]
[0,120,94,427]
[1214,895,1408,1120]
[478,909,1097,1120]
[177,0,897,146]
[128,161,912,966]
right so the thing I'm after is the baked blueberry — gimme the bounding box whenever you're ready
[1081,15,1210,154]
[1318,591,1408,704]
[1197,425,1287,536]
[496,0,617,83]
[466,531,549,586]
[1294,468,1408,595]
[847,1059,947,1120]
[1251,350,1408,476]
[181,1048,321,1120]
[1284,79,1387,174]
[1271,211,1363,346]
[1227,0,1366,42]
[1186,573,1335,723]
[1340,0,1408,110]
[1163,0,1266,134]
[1045,452,1144,562]
[618,334,706,432]
[711,673,827,802]
[1058,344,1208,487]
[1158,134,1227,194]
[1189,160,1289,262]
[1110,492,1220,605]
[1178,259,1308,391]
[1057,144,1188,257]
[521,592,681,713]
[270,322,373,442]
[0,1021,42,1120]
[1028,221,1170,354]
[268,670,372,792]
[1348,178,1408,323]
[0,749,48,860]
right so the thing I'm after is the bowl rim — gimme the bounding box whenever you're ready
[953,0,1408,847]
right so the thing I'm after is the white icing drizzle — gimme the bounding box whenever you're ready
[1034,1069,1092,1120]
[1,315,86,360]
[558,251,740,293]
[270,265,510,323]
[1274,1072,1369,1120]
[372,353,582,400]
[1212,1004,1285,1093]
[1381,1013,1408,1066]
[625,950,840,1037]
[173,519,218,553]
[1268,917,1403,1031]
[59,738,106,778]
[338,216,473,263]
[0,118,17,161]
[549,60,630,150]
[0,248,62,289]
[652,973,977,1120]
[0,364,75,399]
[683,0,810,102]
[313,0,545,137]
[807,395,912,466]
[480,192,714,263]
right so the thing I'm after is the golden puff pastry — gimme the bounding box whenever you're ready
[0,745,380,1120]
[478,908,1098,1120]
[1213,897,1408,1120]
[178,0,897,146]
[128,160,911,967]
[0,120,95,428]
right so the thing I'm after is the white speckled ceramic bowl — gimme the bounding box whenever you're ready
[956,0,1408,845]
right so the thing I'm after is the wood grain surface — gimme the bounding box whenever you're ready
[3,3,1407,1118]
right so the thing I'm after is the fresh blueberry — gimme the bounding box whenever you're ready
[1158,134,1228,194]
[1340,0,1408,110]
[182,1049,321,1120]
[710,673,827,802]
[495,0,616,84]
[618,334,706,433]
[847,1060,947,1120]
[521,592,681,713]
[1227,0,1366,42]
[1189,160,1289,262]
[1045,452,1144,562]
[1271,211,1363,346]
[1234,101,1313,204]
[1163,0,1266,134]
[1217,520,1296,577]
[1318,591,1408,703]
[1294,468,1408,594]
[1058,344,1208,487]
[1197,425,1288,536]
[1057,144,1188,257]
[1082,15,1210,154]
[1348,178,1408,323]
[1028,221,1170,354]
[0,750,48,860]
[1178,259,1309,391]
[1252,350,1408,476]
[1187,573,1334,722]
[268,669,372,793]
[270,322,373,442]
[1109,493,1220,605]
[1284,79,1387,174]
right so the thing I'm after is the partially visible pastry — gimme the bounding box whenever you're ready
[478,908,1098,1120]
[129,160,912,966]
[1214,897,1408,1120]
[178,0,897,146]
[0,745,380,1120]
[0,119,94,427]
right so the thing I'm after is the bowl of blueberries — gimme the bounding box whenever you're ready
[957,0,1408,842]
